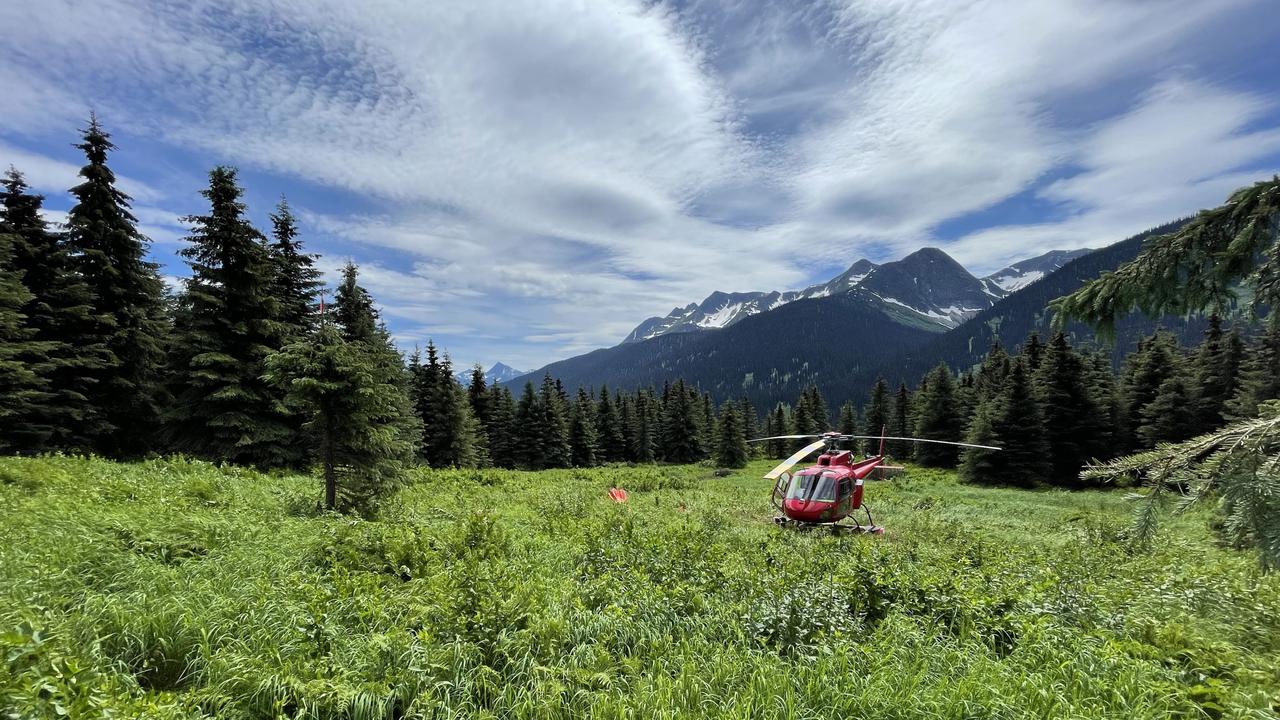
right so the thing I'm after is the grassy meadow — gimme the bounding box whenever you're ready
[1,455,1278,719]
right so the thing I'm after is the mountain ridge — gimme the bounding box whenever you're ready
[622,247,1091,344]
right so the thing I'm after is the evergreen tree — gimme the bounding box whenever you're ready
[1123,331,1184,449]
[467,365,490,432]
[167,166,296,468]
[660,379,703,463]
[1022,333,1045,373]
[714,403,749,468]
[914,364,962,467]
[1138,375,1196,447]
[1,169,105,451]
[539,373,572,468]
[863,377,891,441]
[973,342,1010,404]
[267,197,321,338]
[265,321,417,515]
[412,341,480,467]
[513,382,544,469]
[837,400,858,436]
[888,383,912,458]
[1085,351,1122,459]
[0,232,51,453]
[569,387,599,467]
[700,391,717,456]
[595,385,627,462]
[1227,324,1280,420]
[1033,332,1102,485]
[631,389,658,463]
[1190,315,1242,433]
[334,263,380,344]
[330,264,426,469]
[765,404,789,458]
[486,384,517,468]
[737,397,759,456]
[63,116,169,457]
[961,358,1050,487]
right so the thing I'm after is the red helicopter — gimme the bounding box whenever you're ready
[748,431,999,533]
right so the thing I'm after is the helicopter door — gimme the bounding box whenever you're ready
[836,476,853,516]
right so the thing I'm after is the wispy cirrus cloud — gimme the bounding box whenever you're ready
[1,0,1278,370]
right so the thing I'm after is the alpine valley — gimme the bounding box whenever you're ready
[507,222,1210,409]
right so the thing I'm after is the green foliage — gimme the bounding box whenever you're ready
[61,117,169,457]
[167,166,297,469]
[0,233,51,454]
[1,169,107,452]
[1083,401,1280,571]
[962,357,1050,487]
[714,403,748,468]
[3,455,1279,718]
[265,321,418,515]
[914,364,963,467]
[1052,176,1280,334]
[267,197,322,339]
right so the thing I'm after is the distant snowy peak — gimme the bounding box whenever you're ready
[981,248,1093,296]
[621,247,1094,343]
[622,259,880,343]
[455,362,525,386]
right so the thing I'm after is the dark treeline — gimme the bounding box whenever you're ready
[5,119,1277,513]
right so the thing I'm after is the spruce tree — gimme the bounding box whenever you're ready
[1138,375,1196,447]
[1190,315,1242,433]
[538,373,572,468]
[513,382,544,469]
[737,397,759,456]
[1,169,105,451]
[973,342,1010,405]
[412,341,480,468]
[961,357,1050,487]
[569,387,599,467]
[167,166,295,468]
[888,383,913,458]
[63,117,168,457]
[700,391,717,456]
[1023,333,1045,373]
[914,364,962,467]
[1033,332,1102,485]
[1227,324,1280,420]
[863,377,890,441]
[765,404,789,458]
[1123,331,1185,449]
[837,400,858,436]
[0,232,51,453]
[265,321,417,515]
[630,389,658,463]
[714,403,748,468]
[267,197,322,339]
[595,385,627,462]
[485,384,517,468]
[660,379,703,463]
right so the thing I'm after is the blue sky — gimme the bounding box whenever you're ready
[2,0,1279,372]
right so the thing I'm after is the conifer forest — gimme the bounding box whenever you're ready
[4,8,1280,716]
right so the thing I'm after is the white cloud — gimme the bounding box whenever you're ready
[1,0,1276,370]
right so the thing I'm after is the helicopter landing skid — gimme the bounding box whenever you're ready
[772,516,884,535]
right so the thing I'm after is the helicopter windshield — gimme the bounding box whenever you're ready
[786,470,838,502]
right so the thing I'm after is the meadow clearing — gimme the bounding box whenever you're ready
[1,455,1277,719]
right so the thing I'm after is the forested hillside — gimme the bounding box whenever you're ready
[509,289,937,411]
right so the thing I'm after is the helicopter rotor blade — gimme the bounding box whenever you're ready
[764,439,827,480]
[746,434,823,443]
[843,435,1001,451]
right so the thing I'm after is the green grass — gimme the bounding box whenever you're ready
[1,455,1278,719]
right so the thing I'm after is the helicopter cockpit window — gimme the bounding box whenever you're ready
[785,470,838,502]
